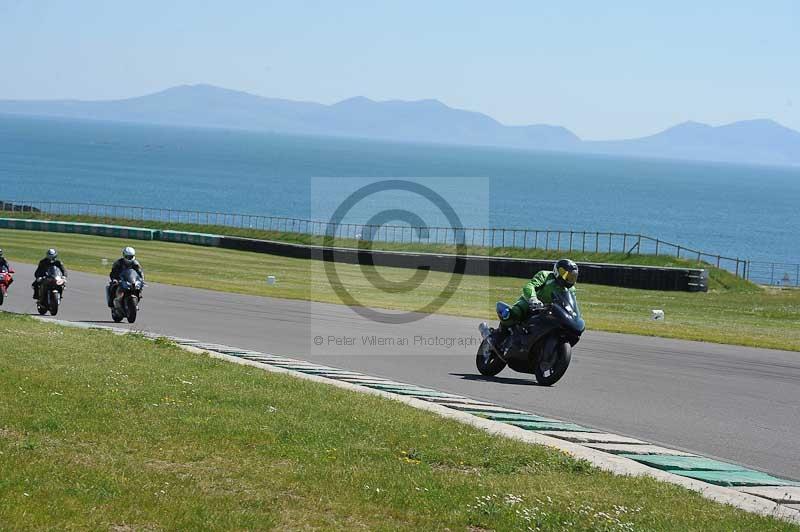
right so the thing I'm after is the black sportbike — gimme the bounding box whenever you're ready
[36,265,66,316]
[477,287,585,386]
[110,268,144,323]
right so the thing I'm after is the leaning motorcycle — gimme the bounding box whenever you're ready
[477,287,585,386]
[36,265,66,316]
[110,268,143,323]
[0,266,14,306]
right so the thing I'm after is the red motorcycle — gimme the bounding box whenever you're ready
[0,266,14,306]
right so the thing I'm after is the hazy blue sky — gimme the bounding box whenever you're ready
[1,1,797,139]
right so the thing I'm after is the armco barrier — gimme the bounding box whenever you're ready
[0,218,155,240]
[0,219,708,291]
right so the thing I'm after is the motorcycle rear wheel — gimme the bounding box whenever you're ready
[534,341,571,386]
[475,339,507,376]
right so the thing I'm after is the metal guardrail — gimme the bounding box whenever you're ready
[1,199,790,282]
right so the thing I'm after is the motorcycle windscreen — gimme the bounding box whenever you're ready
[552,286,581,318]
[120,269,141,284]
[46,265,62,278]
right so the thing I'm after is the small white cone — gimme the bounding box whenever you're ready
[266,275,277,285]
[651,309,665,321]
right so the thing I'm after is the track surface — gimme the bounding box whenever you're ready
[3,263,799,480]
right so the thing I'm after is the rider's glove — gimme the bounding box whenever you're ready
[528,298,544,312]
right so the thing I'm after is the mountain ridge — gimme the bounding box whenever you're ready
[1,84,798,166]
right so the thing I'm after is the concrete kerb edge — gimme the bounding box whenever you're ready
[28,316,800,525]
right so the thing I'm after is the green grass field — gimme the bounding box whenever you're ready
[2,227,799,351]
[0,313,795,531]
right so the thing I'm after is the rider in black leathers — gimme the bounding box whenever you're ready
[106,246,145,307]
[32,248,67,298]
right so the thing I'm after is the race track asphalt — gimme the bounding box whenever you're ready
[3,262,799,481]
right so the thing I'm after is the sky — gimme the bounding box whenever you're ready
[0,1,798,139]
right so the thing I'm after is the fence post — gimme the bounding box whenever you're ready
[796,264,799,287]
[582,231,586,252]
[655,239,659,256]
[557,231,561,250]
[595,233,599,253]
[623,234,627,253]
[545,231,550,251]
[770,263,775,285]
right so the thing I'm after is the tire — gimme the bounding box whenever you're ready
[0,290,4,306]
[49,291,60,316]
[126,296,138,324]
[534,341,572,386]
[37,303,47,315]
[111,310,123,323]
[476,339,507,376]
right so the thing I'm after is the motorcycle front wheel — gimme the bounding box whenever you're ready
[49,291,60,316]
[534,341,571,386]
[126,296,138,324]
[475,339,507,376]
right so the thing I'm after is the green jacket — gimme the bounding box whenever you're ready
[518,270,576,306]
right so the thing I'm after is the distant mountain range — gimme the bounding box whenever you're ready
[1,84,798,166]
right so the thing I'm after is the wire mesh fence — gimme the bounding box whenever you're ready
[745,261,800,287]
[1,199,792,283]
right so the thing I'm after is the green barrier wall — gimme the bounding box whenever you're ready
[0,218,156,240]
[159,230,221,247]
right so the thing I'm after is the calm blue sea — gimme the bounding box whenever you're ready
[1,114,799,263]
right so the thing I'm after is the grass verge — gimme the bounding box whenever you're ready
[0,313,795,531]
[1,228,799,351]
[0,211,751,291]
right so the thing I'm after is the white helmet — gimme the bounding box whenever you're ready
[46,248,58,260]
[122,246,136,260]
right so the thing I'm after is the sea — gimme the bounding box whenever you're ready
[1,113,799,264]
